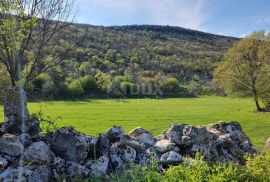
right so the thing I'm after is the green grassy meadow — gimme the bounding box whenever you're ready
[1,96,269,148]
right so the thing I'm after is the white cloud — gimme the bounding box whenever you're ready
[145,0,208,30]
[77,0,210,30]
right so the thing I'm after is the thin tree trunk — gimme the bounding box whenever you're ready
[254,94,262,112]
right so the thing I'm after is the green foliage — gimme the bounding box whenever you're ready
[80,75,97,94]
[30,111,59,133]
[90,152,270,182]
[120,82,137,95]
[0,64,9,102]
[186,80,203,96]
[162,78,188,96]
[213,34,270,111]
[0,24,237,98]
[95,71,111,92]
[32,74,47,90]
[68,80,85,97]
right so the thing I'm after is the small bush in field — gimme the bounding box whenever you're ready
[80,75,97,94]
[68,80,85,97]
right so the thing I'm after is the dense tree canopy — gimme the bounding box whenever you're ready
[213,31,270,111]
[0,15,237,99]
[25,25,237,98]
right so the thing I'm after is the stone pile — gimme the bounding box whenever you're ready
[0,121,256,181]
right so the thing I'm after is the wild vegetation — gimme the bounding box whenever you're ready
[89,152,270,182]
[0,22,237,99]
[28,25,237,98]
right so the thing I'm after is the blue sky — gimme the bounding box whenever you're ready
[76,0,270,37]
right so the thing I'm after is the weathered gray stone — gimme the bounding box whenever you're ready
[120,135,146,151]
[87,136,99,159]
[109,142,136,168]
[4,87,29,135]
[0,167,27,182]
[66,161,90,178]
[0,134,23,157]
[106,126,125,143]
[88,156,109,177]
[97,134,110,157]
[159,151,182,165]
[0,165,50,182]
[0,156,8,172]
[128,127,155,146]
[165,124,187,145]
[24,141,52,163]
[51,157,66,174]
[183,125,216,144]
[18,133,32,147]
[51,126,96,163]
[28,165,50,182]
[154,139,175,153]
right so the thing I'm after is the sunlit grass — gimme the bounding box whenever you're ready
[1,96,269,148]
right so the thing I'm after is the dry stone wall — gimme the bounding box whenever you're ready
[0,120,256,182]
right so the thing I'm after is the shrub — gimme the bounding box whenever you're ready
[162,78,188,96]
[79,75,97,94]
[68,80,84,97]
[109,78,122,96]
[32,73,48,91]
[121,82,137,95]
[186,80,203,96]
[30,111,60,133]
[95,71,111,92]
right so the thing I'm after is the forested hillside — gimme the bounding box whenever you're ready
[1,24,238,99]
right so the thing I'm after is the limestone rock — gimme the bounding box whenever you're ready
[97,134,110,157]
[165,124,187,145]
[0,165,50,182]
[120,135,146,151]
[0,167,27,182]
[51,126,96,163]
[24,141,52,163]
[51,157,66,174]
[154,139,175,153]
[87,136,99,159]
[128,127,155,146]
[4,87,29,135]
[87,156,109,177]
[28,165,50,182]
[0,156,8,172]
[66,161,90,178]
[109,142,136,168]
[159,151,182,165]
[0,134,23,157]
[106,126,125,143]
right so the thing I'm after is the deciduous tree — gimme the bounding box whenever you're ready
[0,0,77,87]
[213,32,270,111]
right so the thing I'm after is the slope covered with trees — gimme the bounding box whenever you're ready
[1,24,238,98]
